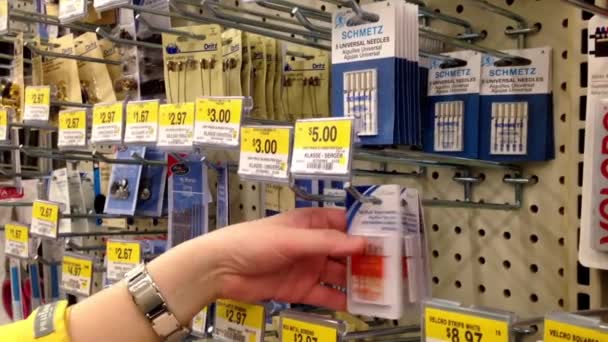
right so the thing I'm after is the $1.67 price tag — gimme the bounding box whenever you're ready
[424,307,509,342]
[24,86,51,122]
[124,100,159,144]
[30,200,60,239]
[214,299,265,342]
[238,126,291,182]
[61,254,93,297]
[92,102,124,143]
[281,317,338,342]
[158,102,194,149]
[106,240,141,281]
[4,223,29,259]
[291,118,353,177]
[194,97,243,147]
[58,109,87,148]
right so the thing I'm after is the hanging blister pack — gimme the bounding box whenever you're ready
[264,37,277,120]
[479,47,554,161]
[48,168,75,235]
[104,146,146,215]
[74,32,117,104]
[222,29,243,97]
[424,51,482,158]
[135,149,167,217]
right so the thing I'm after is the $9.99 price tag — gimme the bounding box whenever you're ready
[291,118,353,177]
[92,102,124,143]
[58,109,87,148]
[30,200,60,239]
[214,299,265,342]
[195,97,243,147]
[4,223,29,259]
[238,126,291,182]
[61,254,93,297]
[158,102,194,149]
[106,240,141,281]
[424,306,509,342]
[281,317,338,342]
[24,86,51,122]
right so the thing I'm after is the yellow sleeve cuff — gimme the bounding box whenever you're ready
[0,301,71,342]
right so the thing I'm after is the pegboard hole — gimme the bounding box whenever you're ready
[562,50,568,60]
[561,82,567,91]
[454,226,462,234]
[503,260,511,269]
[559,207,565,215]
[530,294,539,302]
[432,250,439,258]
[530,205,539,213]
[503,289,511,298]
[534,22,542,33]
[320,4,326,11]
[454,253,462,261]
[559,299,565,307]
[478,256,486,264]
[505,0,514,5]
[456,4,464,13]
[531,175,539,184]
[503,231,511,240]
[559,237,565,246]
[480,30,488,39]
[559,268,564,277]
[478,229,486,237]
[478,285,486,293]
[432,224,439,232]
[559,176,565,185]
[560,113,566,122]
[252,205,257,211]
[432,171,439,179]
[432,276,439,284]
[562,18,568,28]
[239,204,244,210]
[479,173,486,181]
[530,234,539,243]
[559,145,565,153]
[530,264,539,273]
[251,185,256,191]
[239,184,243,190]
[455,281,462,288]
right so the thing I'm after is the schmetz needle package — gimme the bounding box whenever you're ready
[104,146,146,215]
[332,2,419,146]
[479,47,554,161]
[424,51,482,158]
[135,149,167,217]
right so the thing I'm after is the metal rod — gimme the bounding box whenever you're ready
[292,7,332,36]
[255,0,332,22]
[561,0,608,16]
[422,199,520,210]
[95,28,163,49]
[9,11,97,34]
[51,100,94,109]
[206,0,302,27]
[135,13,207,40]
[344,182,381,204]
[24,41,122,65]
[324,0,379,23]
[511,308,608,335]
[467,0,536,47]
[286,50,315,60]
[343,325,421,340]
[290,181,344,203]
[58,230,167,238]
[0,53,32,64]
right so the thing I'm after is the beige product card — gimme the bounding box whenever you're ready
[249,34,267,118]
[302,47,330,118]
[282,59,304,121]
[98,39,128,101]
[43,34,83,103]
[31,36,44,87]
[273,41,285,121]
[241,33,252,98]
[12,33,24,122]
[221,29,243,97]
[75,32,116,104]
[264,37,276,120]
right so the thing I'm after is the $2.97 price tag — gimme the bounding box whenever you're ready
[124,100,159,144]
[424,307,509,342]
[30,200,60,239]
[58,109,87,148]
[24,86,51,122]
[61,254,93,297]
[4,223,29,259]
[281,317,338,342]
[544,318,607,342]
[106,240,141,281]
[92,102,124,143]
[214,299,265,342]
[291,118,353,177]
[238,126,291,182]
[158,102,194,149]
[194,97,243,147]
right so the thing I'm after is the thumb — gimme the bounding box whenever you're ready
[281,228,366,259]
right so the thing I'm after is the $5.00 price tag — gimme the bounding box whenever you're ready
[544,317,607,342]
[424,307,509,342]
[194,97,243,147]
[4,223,29,259]
[92,102,124,143]
[124,100,159,144]
[281,317,338,342]
[30,200,60,239]
[58,109,87,148]
[61,254,93,297]
[106,240,141,281]
[238,126,291,182]
[291,118,353,177]
[0,107,8,141]
[24,86,51,122]
[214,299,265,342]
[0,0,7,35]
[158,102,194,149]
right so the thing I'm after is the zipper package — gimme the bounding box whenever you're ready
[74,32,116,104]
[104,146,145,215]
[135,148,167,217]
[99,38,132,101]
[222,29,243,97]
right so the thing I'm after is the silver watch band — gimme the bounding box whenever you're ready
[125,264,190,341]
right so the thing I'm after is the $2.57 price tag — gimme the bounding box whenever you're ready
[291,118,353,177]
[158,102,194,149]
[24,86,51,122]
[4,223,29,259]
[92,102,124,143]
[58,109,87,148]
[194,97,243,147]
[281,317,338,342]
[424,306,509,342]
[30,200,60,239]
[214,299,265,342]
[106,240,141,281]
[238,126,291,182]
[61,254,93,297]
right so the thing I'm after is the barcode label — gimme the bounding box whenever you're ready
[223,329,246,342]
[306,160,334,171]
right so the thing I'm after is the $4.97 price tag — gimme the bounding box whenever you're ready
[194,97,243,147]
[106,240,141,281]
[544,317,607,342]
[30,200,60,239]
[61,254,93,297]
[124,100,159,144]
[24,86,51,122]
[291,118,353,177]
[158,102,194,149]
[92,102,124,143]
[214,299,265,342]
[238,126,291,182]
[281,317,338,342]
[4,223,29,259]
[424,307,509,342]
[58,109,87,148]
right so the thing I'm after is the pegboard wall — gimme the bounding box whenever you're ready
[228,0,607,330]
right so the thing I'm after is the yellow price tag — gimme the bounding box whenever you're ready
[196,98,242,124]
[61,254,93,296]
[62,255,93,279]
[159,102,194,127]
[0,108,7,127]
[216,299,265,330]
[30,200,60,239]
[294,119,352,149]
[126,101,159,125]
[107,241,141,264]
[5,223,29,259]
[59,110,86,130]
[24,86,50,106]
[93,102,123,125]
[544,318,607,342]
[424,307,509,342]
[239,126,291,181]
[281,317,338,342]
[0,1,7,33]
[6,223,28,244]
[241,127,290,155]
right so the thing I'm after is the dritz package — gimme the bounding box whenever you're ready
[135,149,167,217]
[424,51,481,159]
[479,47,554,162]
[104,146,145,216]
[331,2,419,145]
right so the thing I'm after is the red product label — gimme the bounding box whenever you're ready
[598,111,608,245]
[351,255,384,278]
[0,187,24,200]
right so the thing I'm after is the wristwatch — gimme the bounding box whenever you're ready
[125,263,191,341]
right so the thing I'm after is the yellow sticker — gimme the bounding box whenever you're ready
[216,299,265,330]
[424,307,509,342]
[0,1,8,34]
[31,200,60,238]
[62,255,93,279]
[544,319,607,342]
[24,86,51,106]
[5,223,29,259]
[159,102,195,127]
[293,119,352,150]
[59,110,86,130]
[93,102,123,125]
[281,317,338,342]
[196,98,243,124]
[61,254,93,296]
[241,126,290,155]
[126,101,159,125]
[107,241,141,264]
[0,108,7,127]
[6,223,28,244]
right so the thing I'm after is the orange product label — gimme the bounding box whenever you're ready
[351,255,384,278]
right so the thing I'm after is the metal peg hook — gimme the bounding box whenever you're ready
[324,0,379,23]
[24,41,122,66]
[417,7,483,41]
[286,50,315,60]
[95,27,162,50]
[135,14,206,40]
[255,0,332,22]
[289,178,344,203]
[292,7,332,36]
[344,182,382,204]
[561,0,608,16]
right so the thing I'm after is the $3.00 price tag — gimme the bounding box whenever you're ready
[30,200,60,239]
[61,254,93,297]
[194,97,243,147]
[424,307,509,342]
[106,240,141,281]
[291,118,353,177]
[92,102,124,143]
[24,86,51,122]
[124,100,159,144]
[158,102,194,149]
[4,223,29,259]
[544,317,607,342]
[281,317,338,342]
[214,299,265,342]
[58,109,87,148]
[0,0,7,35]
[238,126,291,182]
[0,107,8,141]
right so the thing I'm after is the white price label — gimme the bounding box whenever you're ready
[58,0,87,23]
[106,240,141,281]
[58,109,87,148]
[4,223,29,259]
[24,86,51,122]
[93,0,129,10]
[61,254,93,297]
[92,102,124,144]
[0,0,8,35]
[238,126,291,182]
[30,200,60,239]
[124,100,159,144]
[194,97,243,147]
[158,102,194,149]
